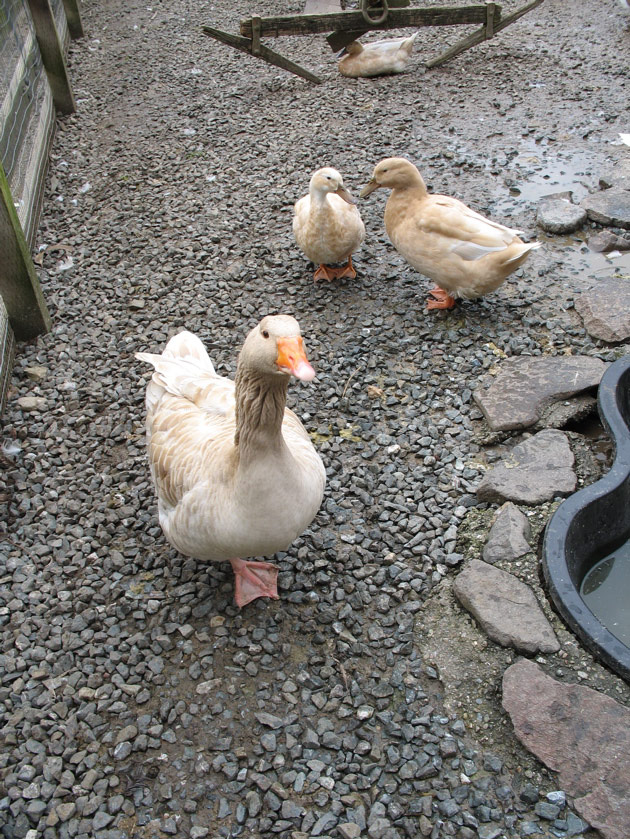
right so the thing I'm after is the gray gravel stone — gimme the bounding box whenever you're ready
[2,3,628,839]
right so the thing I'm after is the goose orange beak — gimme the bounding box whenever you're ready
[276,336,316,381]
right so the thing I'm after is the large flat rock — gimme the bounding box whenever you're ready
[476,429,576,505]
[575,278,630,342]
[482,502,531,564]
[503,659,630,839]
[581,187,630,228]
[537,196,587,234]
[473,356,606,432]
[453,559,559,654]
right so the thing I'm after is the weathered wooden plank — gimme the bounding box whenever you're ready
[202,25,322,84]
[0,162,51,341]
[326,0,411,50]
[27,0,76,113]
[61,0,84,39]
[425,0,543,68]
[240,5,500,38]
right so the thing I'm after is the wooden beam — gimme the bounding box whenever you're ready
[27,0,76,113]
[62,0,84,39]
[327,0,411,50]
[426,0,543,68]
[202,25,322,84]
[0,163,51,341]
[240,5,499,38]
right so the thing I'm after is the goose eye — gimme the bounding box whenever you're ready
[262,329,270,339]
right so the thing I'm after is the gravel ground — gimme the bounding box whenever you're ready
[1,1,630,838]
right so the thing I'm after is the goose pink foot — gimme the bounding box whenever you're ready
[230,558,279,608]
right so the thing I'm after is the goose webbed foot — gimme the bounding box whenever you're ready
[230,558,279,608]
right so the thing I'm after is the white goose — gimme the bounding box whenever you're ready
[136,315,326,608]
[293,167,365,282]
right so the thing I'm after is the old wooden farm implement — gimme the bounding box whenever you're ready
[202,0,544,84]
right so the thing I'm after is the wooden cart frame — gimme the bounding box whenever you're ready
[202,0,544,85]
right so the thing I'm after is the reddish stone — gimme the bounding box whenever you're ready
[503,658,630,839]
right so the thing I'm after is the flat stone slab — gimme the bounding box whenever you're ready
[453,560,559,653]
[473,356,607,432]
[575,277,630,342]
[588,229,630,253]
[537,196,587,234]
[599,158,630,192]
[503,658,630,839]
[482,502,531,564]
[476,429,576,505]
[581,187,630,229]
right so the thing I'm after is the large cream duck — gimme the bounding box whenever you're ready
[293,167,365,282]
[338,33,418,78]
[136,315,326,608]
[360,157,541,309]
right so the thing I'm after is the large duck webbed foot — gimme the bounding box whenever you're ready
[427,287,457,310]
[230,558,279,608]
[313,264,338,282]
[333,255,357,280]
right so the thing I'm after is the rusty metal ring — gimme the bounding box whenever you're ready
[360,0,389,25]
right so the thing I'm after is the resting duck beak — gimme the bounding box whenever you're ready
[359,177,380,198]
[276,336,316,381]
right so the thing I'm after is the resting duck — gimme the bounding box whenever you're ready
[136,315,326,608]
[360,157,541,309]
[338,33,418,78]
[293,167,365,282]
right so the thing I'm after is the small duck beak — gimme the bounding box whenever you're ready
[359,178,380,198]
[276,336,316,382]
[335,185,358,205]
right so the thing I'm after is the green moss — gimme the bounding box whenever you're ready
[455,508,496,558]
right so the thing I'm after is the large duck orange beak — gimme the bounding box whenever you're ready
[359,177,380,198]
[276,336,316,382]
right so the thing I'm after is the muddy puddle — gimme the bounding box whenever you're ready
[489,141,630,278]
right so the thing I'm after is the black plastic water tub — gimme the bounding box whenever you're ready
[542,353,630,682]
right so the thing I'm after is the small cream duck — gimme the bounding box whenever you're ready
[338,33,418,78]
[360,157,541,309]
[293,167,365,282]
[136,315,326,608]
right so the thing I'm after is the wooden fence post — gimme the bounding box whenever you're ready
[27,0,76,114]
[0,162,51,341]
[62,0,84,39]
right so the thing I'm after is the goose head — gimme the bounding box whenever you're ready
[238,315,316,382]
[309,167,357,205]
[360,157,426,197]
